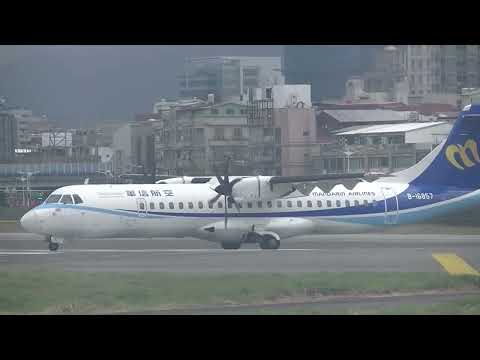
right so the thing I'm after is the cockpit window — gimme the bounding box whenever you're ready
[46,194,62,204]
[60,195,74,204]
[73,194,84,204]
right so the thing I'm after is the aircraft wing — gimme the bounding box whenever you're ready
[268,173,366,185]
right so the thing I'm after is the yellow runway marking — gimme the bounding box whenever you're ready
[432,253,479,276]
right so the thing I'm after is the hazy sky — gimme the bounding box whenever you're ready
[0,45,282,127]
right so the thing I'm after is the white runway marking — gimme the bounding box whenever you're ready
[0,248,329,255]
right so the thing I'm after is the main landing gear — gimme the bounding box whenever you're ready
[220,234,281,250]
[258,234,280,250]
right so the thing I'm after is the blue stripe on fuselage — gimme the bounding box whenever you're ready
[34,185,478,226]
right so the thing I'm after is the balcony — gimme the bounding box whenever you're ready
[209,137,248,146]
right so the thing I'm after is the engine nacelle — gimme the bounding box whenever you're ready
[231,176,295,201]
[195,221,247,243]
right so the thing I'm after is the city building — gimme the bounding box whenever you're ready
[153,101,249,176]
[5,108,52,149]
[0,112,17,162]
[312,121,452,175]
[370,45,480,107]
[283,45,380,101]
[315,109,423,143]
[112,122,155,177]
[178,57,284,102]
[247,84,316,176]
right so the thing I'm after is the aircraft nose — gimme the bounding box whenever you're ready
[20,210,38,232]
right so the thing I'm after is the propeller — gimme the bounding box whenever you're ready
[208,157,242,229]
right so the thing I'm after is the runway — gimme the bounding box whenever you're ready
[1,233,479,273]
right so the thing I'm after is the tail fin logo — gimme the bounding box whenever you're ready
[445,139,480,170]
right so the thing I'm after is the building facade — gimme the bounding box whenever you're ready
[112,122,155,177]
[247,84,316,176]
[178,57,284,102]
[312,122,452,175]
[153,102,250,176]
[0,112,17,162]
[373,45,480,107]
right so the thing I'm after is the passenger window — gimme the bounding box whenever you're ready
[307,200,312,208]
[363,200,368,206]
[73,194,83,204]
[179,202,184,210]
[150,202,155,210]
[297,200,302,208]
[336,200,341,207]
[372,200,377,207]
[247,202,252,208]
[60,195,73,204]
[169,202,174,209]
[198,201,204,209]
[317,200,322,208]
[228,201,233,209]
[139,202,145,210]
[46,194,62,204]
[257,201,262,208]
[159,202,165,209]
[208,201,213,209]
[238,202,243,208]
[188,202,194,209]
[327,200,332,208]
[345,200,350,207]
[276,200,282,208]
[218,201,223,208]
[287,201,292,208]
[354,200,360,207]
[267,201,272,208]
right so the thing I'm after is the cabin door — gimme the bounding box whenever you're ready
[380,186,399,224]
[136,198,148,217]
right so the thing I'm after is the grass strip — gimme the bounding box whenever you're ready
[0,268,479,314]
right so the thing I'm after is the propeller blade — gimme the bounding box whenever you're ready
[229,197,241,212]
[208,193,222,205]
[230,177,243,186]
[224,156,231,184]
[224,195,228,230]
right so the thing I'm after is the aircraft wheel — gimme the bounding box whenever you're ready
[48,242,59,252]
[221,241,241,250]
[259,235,280,250]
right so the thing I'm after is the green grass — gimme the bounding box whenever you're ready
[242,296,480,315]
[0,268,479,314]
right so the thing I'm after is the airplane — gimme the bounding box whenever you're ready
[20,103,480,251]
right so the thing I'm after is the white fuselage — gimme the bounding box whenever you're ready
[20,180,424,243]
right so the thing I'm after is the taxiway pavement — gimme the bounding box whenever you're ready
[0,233,479,273]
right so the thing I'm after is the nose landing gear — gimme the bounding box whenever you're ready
[45,235,62,252]
[48,242,59,252]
